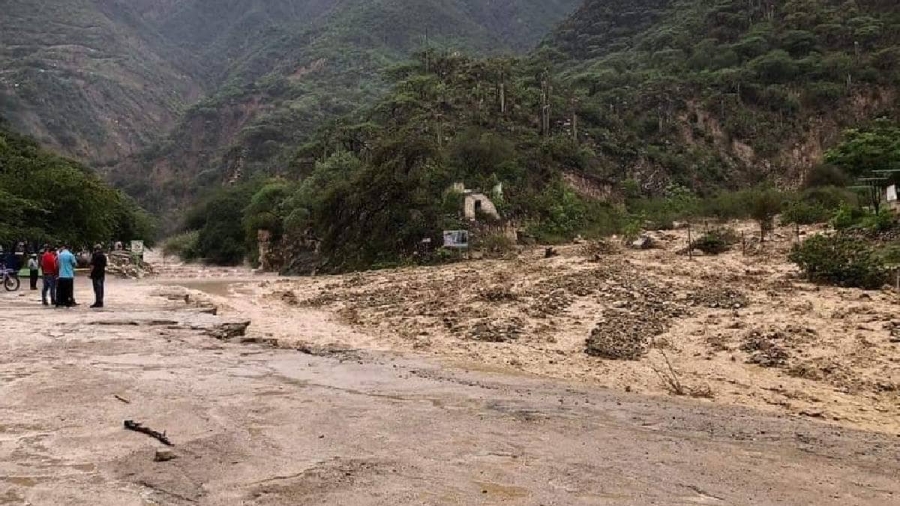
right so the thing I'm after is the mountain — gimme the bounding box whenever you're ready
[178,0,900,271]
[538,0,900,192]
[0,0,582,214]
[112,0,582,214]
[0,0,203,164]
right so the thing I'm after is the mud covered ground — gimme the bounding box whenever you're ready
[243,222,900,434]
[1,274,899,505]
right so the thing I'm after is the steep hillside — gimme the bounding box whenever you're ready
[109,0,581,214]
[539,0,900,192]
[1,0,579,180]
[0,0,204,164]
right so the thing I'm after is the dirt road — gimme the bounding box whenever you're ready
[1,273,899,505]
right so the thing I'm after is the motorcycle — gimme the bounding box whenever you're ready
[1,266,21,291]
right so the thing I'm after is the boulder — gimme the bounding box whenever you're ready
[154,449,177,462]
[631,235,654,250]
[204,320,251,340]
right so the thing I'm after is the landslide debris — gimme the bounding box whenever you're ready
[585,308,665,360]
[687,288,749,309]
[740,326,819,368]
[468,318,524,343]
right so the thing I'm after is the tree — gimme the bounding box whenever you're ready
[803,164,850,189]
[749,50,799,83]
[0,124,156,246]
[825,119,900,177]
[789,234,887,289]
[747,187,785,241]
[184,184,259,265]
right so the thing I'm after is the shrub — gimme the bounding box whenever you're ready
[831,203,866,230]
[803,165,850,189]
[702,190,755,221]
[789,234,888,289]
[476,233,515,257]
[781,200,830,225]
[691,228,738,255]
[877,242,900,265]
[802,186,857,209]
[831,205,896,233]
[625,185,699,230]
[859,208,897,233]
[622,214,645,242]
[529,183,588,243]
[161,231,199,260]
[747,187,786,240]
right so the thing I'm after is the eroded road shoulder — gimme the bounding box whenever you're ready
[1,280,898,505]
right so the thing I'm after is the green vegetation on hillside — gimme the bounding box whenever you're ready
[174,52,615,269]
[0,0,200,163]
[0,119,155,246]
[171,50,882,272]
[111,0,581,216]
[540,0,900,190]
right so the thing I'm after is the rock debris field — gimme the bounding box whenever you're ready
[1,227,899,505]
[256,223,900,434]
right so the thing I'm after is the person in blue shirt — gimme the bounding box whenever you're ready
[55,245,78,308]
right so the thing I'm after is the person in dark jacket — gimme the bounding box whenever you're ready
[90,244,107,308]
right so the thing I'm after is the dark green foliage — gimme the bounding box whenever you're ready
[161,231,199,259]
[447,129,519,185]
[825,119,900,177]
[781,200,831,226]
[316,134,449,270]
[183,184,260,265]
[241,180,297,266]
[691,228,738,255]
[789,234,889,289]
[626,184,701,229]
[830,203,869,230]
[803,185,858,209]
[861,209,898,233]
[540,0,900,191]
[803,164,851,189]
[177,51,634,268]
[747,187,787,239]
[528,183,590,243]
[830,204,897,233]
[0,123,155,246]
[781,186,856,225]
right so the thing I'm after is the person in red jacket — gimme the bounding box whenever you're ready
[40,245,57,306]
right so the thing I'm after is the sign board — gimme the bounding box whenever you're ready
[443,230,469,249]
[130,240,144,254]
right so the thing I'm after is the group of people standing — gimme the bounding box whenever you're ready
[19,244,107,308]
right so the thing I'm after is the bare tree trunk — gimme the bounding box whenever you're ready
[541,71,551,137]
[573,112,578,143]
[424,30,430,74]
